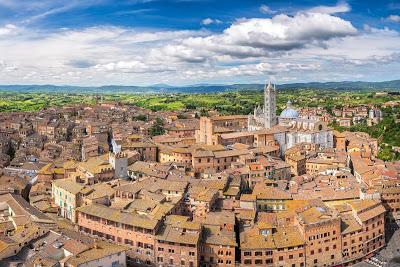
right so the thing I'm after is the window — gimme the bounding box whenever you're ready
[158,247,164,251]
[266,259,273,264]
[244,251,252,256]
[289,255,293,259]
[279,256,284,261]
[189,251,195,256]
[314,259,318,264]
[331,255,335,259]
[255,259,263,265]
[169,259,174,265]
[244,259,252,265]
[311,250,314,255]
[255,251,262,256]
[157,257,163,262]
[181,260,185,265]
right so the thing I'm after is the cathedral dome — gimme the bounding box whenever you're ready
[280,100,299,119]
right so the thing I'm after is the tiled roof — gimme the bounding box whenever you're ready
[52,178,85,195]
[203,225,237,246]
[65,242,126,266]
[77,204,159,230]
[156,225,200,245]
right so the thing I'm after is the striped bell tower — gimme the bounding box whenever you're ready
[264,81,277,129]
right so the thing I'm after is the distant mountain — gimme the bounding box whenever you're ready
[150,83,174,88]
[0,79,399,94]
[277,80,400,90]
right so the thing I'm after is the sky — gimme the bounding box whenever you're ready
[0,0,400,86]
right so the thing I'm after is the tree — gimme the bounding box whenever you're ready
[200,108,209,117]
[149,117,165,136]
[133,114,148,121]
[7,145,15,160]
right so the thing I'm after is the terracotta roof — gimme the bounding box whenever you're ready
[252,183,292,200]
[77,204,159,230]
[65,242,126,266]
[52,178,85,195]
[203,225,237,246]
[240,225,304,250]
[156,225,200,245]
[203,211,235,227]
[341,214,363,235]
[210,115,248,121]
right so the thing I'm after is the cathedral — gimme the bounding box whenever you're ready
[248,81,333,155]
[248,81,277,131]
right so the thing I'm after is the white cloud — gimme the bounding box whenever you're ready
[387,15,400,23]
[0,8,400,85]
[0,60,17,72]
[306,1,351,14]
[162,13,357,63]
[201,18,222,25]
[259,5,275,15]
[0,24,19,37]
[94,61,174,73]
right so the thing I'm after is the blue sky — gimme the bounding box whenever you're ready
[0,0,400,86]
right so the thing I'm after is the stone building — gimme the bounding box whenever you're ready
[196,115,248,145]
[248,82,333,156]
[248,81,277,130]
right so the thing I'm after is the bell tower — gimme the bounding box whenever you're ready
[264,81,277,129]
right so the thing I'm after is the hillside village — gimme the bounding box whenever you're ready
[0,83,399,267]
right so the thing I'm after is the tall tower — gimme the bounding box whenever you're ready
[264,81,277,129]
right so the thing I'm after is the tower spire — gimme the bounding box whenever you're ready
[263,80,277,129]
[265,80,273,91]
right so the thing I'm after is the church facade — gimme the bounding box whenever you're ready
[248,81,333,155]
[248,81,277,131]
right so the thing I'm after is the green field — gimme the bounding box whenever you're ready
[0,89,399,160]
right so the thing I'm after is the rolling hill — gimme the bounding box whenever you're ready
[0,79,399,94]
